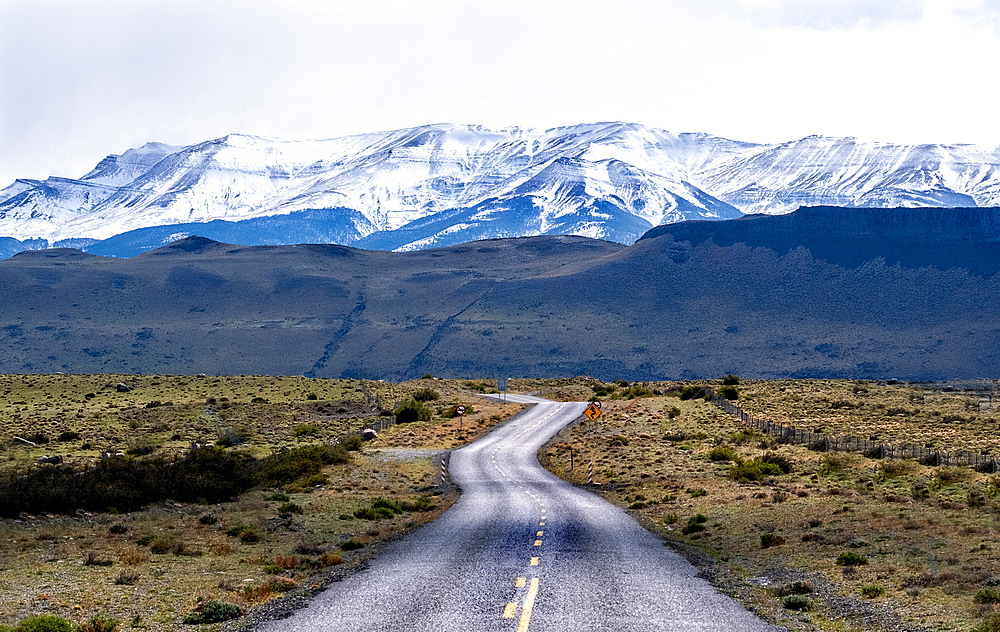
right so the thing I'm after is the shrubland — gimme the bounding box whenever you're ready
[0,375,520,631]
[541,377,1000,632]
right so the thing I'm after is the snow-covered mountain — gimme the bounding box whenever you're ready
[2,122,999,254]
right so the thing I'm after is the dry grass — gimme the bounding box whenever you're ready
[0,375,521,631]
[540,378,1000,632]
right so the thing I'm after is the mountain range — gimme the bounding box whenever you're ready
[2,206,998,381]
[2,122,1000,258]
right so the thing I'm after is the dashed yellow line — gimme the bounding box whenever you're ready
[534,539,542,546]
[516,578,540,632]
[530,557,539,566]
[516,577,526,588]
[536,530,543,537]
[503,602,518,618]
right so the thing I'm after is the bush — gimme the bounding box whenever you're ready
[148,536,174,554]
[279,502,304,515]
[293,423,321,437]
[412,388,440,402]
[760,533,786,549]
[182,600,242,625]
[678,385,706,401]
[721,374,740,386]
[975,589,1000,604]
[11,616,73,632]
[773,581,814,597]
[56,431,80,442]
[717,385,739,400]
[836,551,869,566]
[708,446,737,462]
[760,452,794,474]
[861,585,885,598]
[114,570,141,585]
[108,522,128,535]
[77,615,119,632]
[268,493,291,502]
[340,539,364,551]
[781,594,811,611]
[608,435,629,447]
[729,460,784,483]
[394,399,431,424]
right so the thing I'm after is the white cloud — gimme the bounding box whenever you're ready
[2,0,1000,188]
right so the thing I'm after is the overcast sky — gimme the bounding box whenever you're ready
[2,0,999,187]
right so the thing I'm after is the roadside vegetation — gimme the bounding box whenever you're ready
[541,376,1000,632]
[0,375,521,631]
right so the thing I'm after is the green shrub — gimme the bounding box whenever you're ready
[182,600,242,625]
[836,551,869,566]
[861,585,885,598]
[372,497,402,515]
[267,493,291,502]
[690,489,707,498]
[305,473,329,486]
[148,536,174,554]
[721,374,740,386]
[608,435,629,447]
[108,522,127,535]
[760,452,794,474]
[293,423,321,437]
[340,539,364,551]
[225,525,248,538]
[729,460,784,483]
[975,589,1000,604]
[394,400,431,424]
[412,388,440,402]
[760,533,786,549]
[717,385,739,400]
[681,514,708,535]
[781,594,811,611]
[12,616,73,632]
[57,431,80,442]
[708,446,737,462]
[667,407,680,419]
[678,385,705,401]
[279,502,304,515]
[76,615,119,632]
[341,435,364,451]
[238,527,262,544]
[135,534,155,546]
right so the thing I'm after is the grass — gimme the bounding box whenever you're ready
[539,377,1000,632]
[0,375,523,631]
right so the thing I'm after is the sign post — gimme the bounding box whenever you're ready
[457,405,466,432]
[584,401,602,434]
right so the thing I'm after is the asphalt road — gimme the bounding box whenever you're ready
[258,394,783,631]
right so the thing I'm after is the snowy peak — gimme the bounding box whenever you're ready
[1,122,999,252]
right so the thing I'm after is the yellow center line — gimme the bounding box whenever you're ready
[534,539,542,546]
[530,557,539,565]
[503,603,518,618]
[516,577,526,588]
[516,578,540,632]
[536,530,543,537]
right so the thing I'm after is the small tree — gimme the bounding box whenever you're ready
[394,399,431,424]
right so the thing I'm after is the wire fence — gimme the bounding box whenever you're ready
[710,395,999,473]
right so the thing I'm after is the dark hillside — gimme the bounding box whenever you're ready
[639,206,1000,275]
[2,208,1000,380]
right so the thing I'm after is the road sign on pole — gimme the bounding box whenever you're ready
[584,402,602,421]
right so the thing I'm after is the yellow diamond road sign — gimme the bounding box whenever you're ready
[584,402,602,420]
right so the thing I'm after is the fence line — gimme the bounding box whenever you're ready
[709,395,998,473]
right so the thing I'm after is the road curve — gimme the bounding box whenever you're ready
[258,395,782,632]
